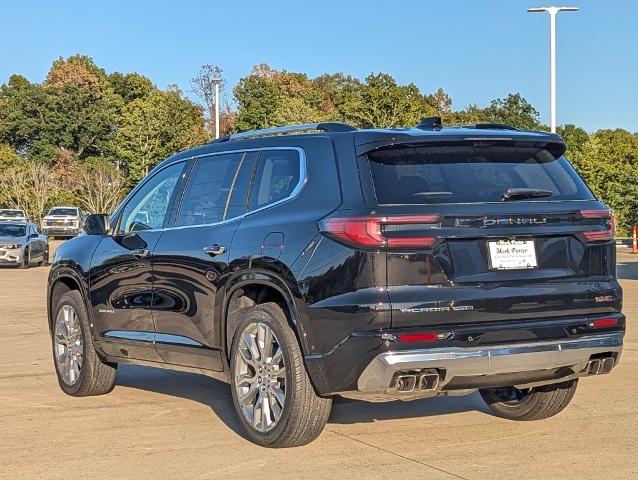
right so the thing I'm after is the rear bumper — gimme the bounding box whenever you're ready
[356,332,622,397]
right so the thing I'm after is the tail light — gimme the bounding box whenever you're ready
[580,209,615,241]
[320,214,440,248]
[588,318,619,329]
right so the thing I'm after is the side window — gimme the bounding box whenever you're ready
[119,162,185,233]
[176,153,245,227]
[224,152,258,220]
[249,150,301,210]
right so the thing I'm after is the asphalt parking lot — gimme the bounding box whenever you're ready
[1,252,636,480]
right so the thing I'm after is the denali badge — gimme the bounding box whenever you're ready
[483,217,548,226]
[401,305,474,313]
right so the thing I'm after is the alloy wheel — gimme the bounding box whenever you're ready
[234,322,286,433]
[54,305,84,385]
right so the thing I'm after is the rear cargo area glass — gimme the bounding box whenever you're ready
[367,146,594,204]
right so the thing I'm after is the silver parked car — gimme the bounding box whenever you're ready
[0,222,49,268]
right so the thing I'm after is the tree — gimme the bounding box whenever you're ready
[191,65,233,138]
[73,161,126,214]
[329,73,432,128]
[115,87,206,184]
[570,129,638,235]
[427,88,453,118]
[482,93,543,130]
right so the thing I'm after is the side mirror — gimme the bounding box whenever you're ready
[83,214,111,236]
[28,233,38,239]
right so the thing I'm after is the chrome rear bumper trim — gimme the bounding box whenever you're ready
[357,333,623,393]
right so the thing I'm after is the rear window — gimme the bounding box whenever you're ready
[367,146,594,204]
[0,210,24,217]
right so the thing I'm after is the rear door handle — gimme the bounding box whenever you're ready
[131,248,150,258]
[203,244,226,257]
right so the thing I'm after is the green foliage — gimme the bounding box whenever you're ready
[114,87,206,184]
[482,93,543,130]
[568,129,638,235]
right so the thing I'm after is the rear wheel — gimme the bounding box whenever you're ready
[38,247,49,266]
[52,290,117,396]
[229,302,332,447]
[480,379,578,421]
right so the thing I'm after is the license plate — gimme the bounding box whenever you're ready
[487,239,537,270]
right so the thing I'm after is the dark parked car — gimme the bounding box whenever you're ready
[0,221,48,267]
[47,120,624,447]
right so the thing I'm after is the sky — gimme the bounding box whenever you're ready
[1,0,636,132]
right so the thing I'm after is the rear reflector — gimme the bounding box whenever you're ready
[321,215,439,248]
[580,209,616,241]
[588,318,619,329]
[397,332,449,342]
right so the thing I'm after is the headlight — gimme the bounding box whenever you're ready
[3,244,22,249]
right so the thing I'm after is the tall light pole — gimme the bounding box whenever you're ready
[527,6,578,133]
[212,72,222,139]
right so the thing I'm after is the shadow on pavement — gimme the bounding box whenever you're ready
[617,253,638,280]
[114,363,490,434]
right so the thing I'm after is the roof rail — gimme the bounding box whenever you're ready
[213,122,356,143]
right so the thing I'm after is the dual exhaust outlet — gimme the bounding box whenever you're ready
[394,372,440,393]
[587,357,615,375]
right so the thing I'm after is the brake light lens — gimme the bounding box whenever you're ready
[580,209,615,241]
[321,215,440,248]
[588,318,619,329]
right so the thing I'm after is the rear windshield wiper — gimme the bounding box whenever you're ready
[501,188,554,201]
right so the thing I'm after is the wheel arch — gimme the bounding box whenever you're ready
[222,271,308,362]
[48,269,89,333]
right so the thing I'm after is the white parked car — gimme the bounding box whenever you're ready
[42,206,84,238]
[0,208,28,222]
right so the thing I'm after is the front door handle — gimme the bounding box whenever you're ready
[130,248,150,258]
[203,244,226,257]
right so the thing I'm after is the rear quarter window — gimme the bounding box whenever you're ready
[367,145,594,204]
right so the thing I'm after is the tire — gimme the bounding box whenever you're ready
[229,302,332,447]
[52,290,117,396]
[480,379,578,421]
[39,247,49,266]
[19,247,30,268]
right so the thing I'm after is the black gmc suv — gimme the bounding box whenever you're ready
[48,120,625,447]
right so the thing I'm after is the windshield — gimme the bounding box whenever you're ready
[48,208,78,216]
[0,210,24,217]
[367,146,594,204]
[0,224,26,237]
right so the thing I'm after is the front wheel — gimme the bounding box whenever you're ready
[229,302,332,447]
[52,290,117,396]
[480,379,578,421]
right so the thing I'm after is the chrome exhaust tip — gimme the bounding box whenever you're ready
[600,357,615,374]
[395,374,417,392]
[419,373,440,391]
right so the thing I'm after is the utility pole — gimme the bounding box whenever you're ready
[527,6,578,132]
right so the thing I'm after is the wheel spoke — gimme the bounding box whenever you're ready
[260,391,270,432]
[262,325,274,361]
[271,366,285,379]
[243,333,260,363]
[238,345,257,368]
[271,346,283,366]
[269,391,283,422]
[271,385,285,408]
